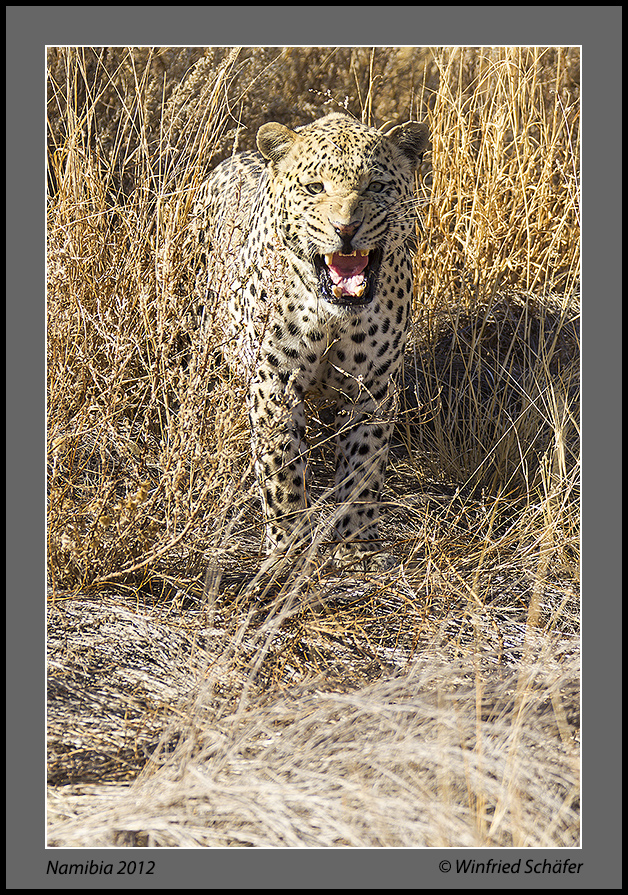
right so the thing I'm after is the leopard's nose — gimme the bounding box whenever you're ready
[330,218,362,253]
[330,219,361,238]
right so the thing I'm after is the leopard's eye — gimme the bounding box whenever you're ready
[368,180,386,193]
[304,181,325,195]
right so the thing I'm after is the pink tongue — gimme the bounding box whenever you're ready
[329,252,369,277]
[327,252,369,296]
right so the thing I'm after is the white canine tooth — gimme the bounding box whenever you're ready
[324,253,333,266]
[332,285,343,299]
[359,249,370,256]
[355,282,366,297]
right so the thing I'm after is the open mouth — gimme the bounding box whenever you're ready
[313,248,382,307]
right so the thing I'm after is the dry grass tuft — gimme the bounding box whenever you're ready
[47,46,580,848]
[48,636,579,848]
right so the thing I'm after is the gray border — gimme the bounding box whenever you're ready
[7,4,621,889]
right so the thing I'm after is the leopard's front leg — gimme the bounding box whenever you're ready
[248,373,312,555]
[331,384,398,568]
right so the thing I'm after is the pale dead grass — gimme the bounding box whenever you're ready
[47,587,579,848]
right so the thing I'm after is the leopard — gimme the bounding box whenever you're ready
[190,112,429,569]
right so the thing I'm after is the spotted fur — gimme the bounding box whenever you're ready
[191,112,428,565]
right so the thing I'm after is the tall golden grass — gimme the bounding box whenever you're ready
[47,47,580,848]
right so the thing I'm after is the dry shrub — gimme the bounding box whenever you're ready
[419,47,579,301]
[47,46,580,848]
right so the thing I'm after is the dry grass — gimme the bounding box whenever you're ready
[46,46,580,848]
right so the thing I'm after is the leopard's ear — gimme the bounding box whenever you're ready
[384,121,429,170]
[257,122,299,164]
